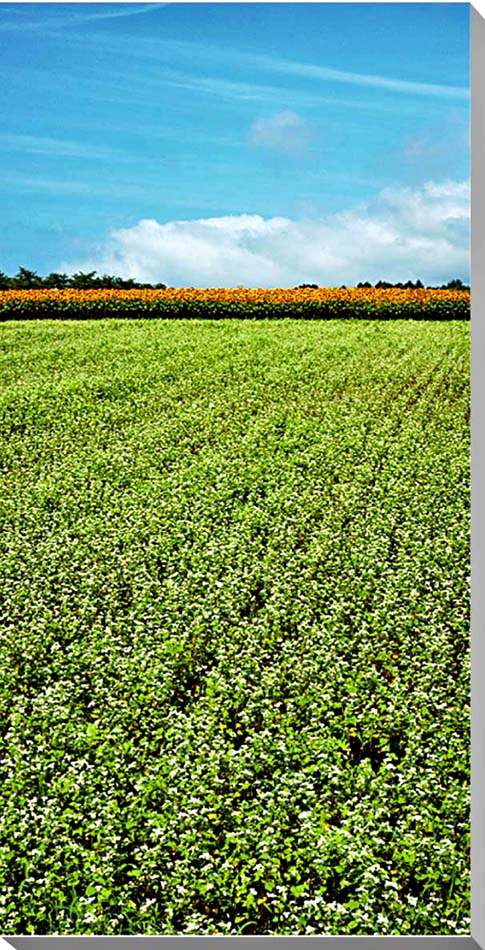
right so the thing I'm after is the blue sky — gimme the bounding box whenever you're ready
[0,2,470,287]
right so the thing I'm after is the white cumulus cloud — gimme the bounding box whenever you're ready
[61,179,470,288]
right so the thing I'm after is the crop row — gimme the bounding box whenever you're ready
[0,287,470,320]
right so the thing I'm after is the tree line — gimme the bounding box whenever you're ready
[0,267,167,290]
[0,267,470,291]
[297,278,470,290]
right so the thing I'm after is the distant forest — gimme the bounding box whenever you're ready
[0,267,470,291]
[0,268,167,290]
[298,279,470,291]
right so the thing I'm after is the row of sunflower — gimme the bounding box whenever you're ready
[0,286,470,320]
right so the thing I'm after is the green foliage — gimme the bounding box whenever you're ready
[0,269,166,290]
[43,273,70,289]
[13,266,43,289]
[0,319,469,935]
[0,266,469,292]
[68,271,101,289]
[357,279,469,290]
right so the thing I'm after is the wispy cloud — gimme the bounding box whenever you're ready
[153,70,305,106]
[48,62,338,116]
[57,28,470,102]
[65,62,448,121]
[0,174,95,195]
[399,107,469,173]
[60,179,470,288]
[0,133,124,161]
[122,42,467,103]
[246,53,469,102]
[249,111,312,154]
[0,13,467,105]
[0,3,168,31]
[0,173,149,198]
[60,3,170,25]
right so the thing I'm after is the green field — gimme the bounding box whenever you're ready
[0,318,470,935]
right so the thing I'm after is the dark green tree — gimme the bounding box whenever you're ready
[43,272,70,289]
[14,267,43,288]
[68,271,98,289]
[444,278,469,290]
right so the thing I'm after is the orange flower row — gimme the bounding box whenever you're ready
[0,286,470,321]
[0,286,470,302]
